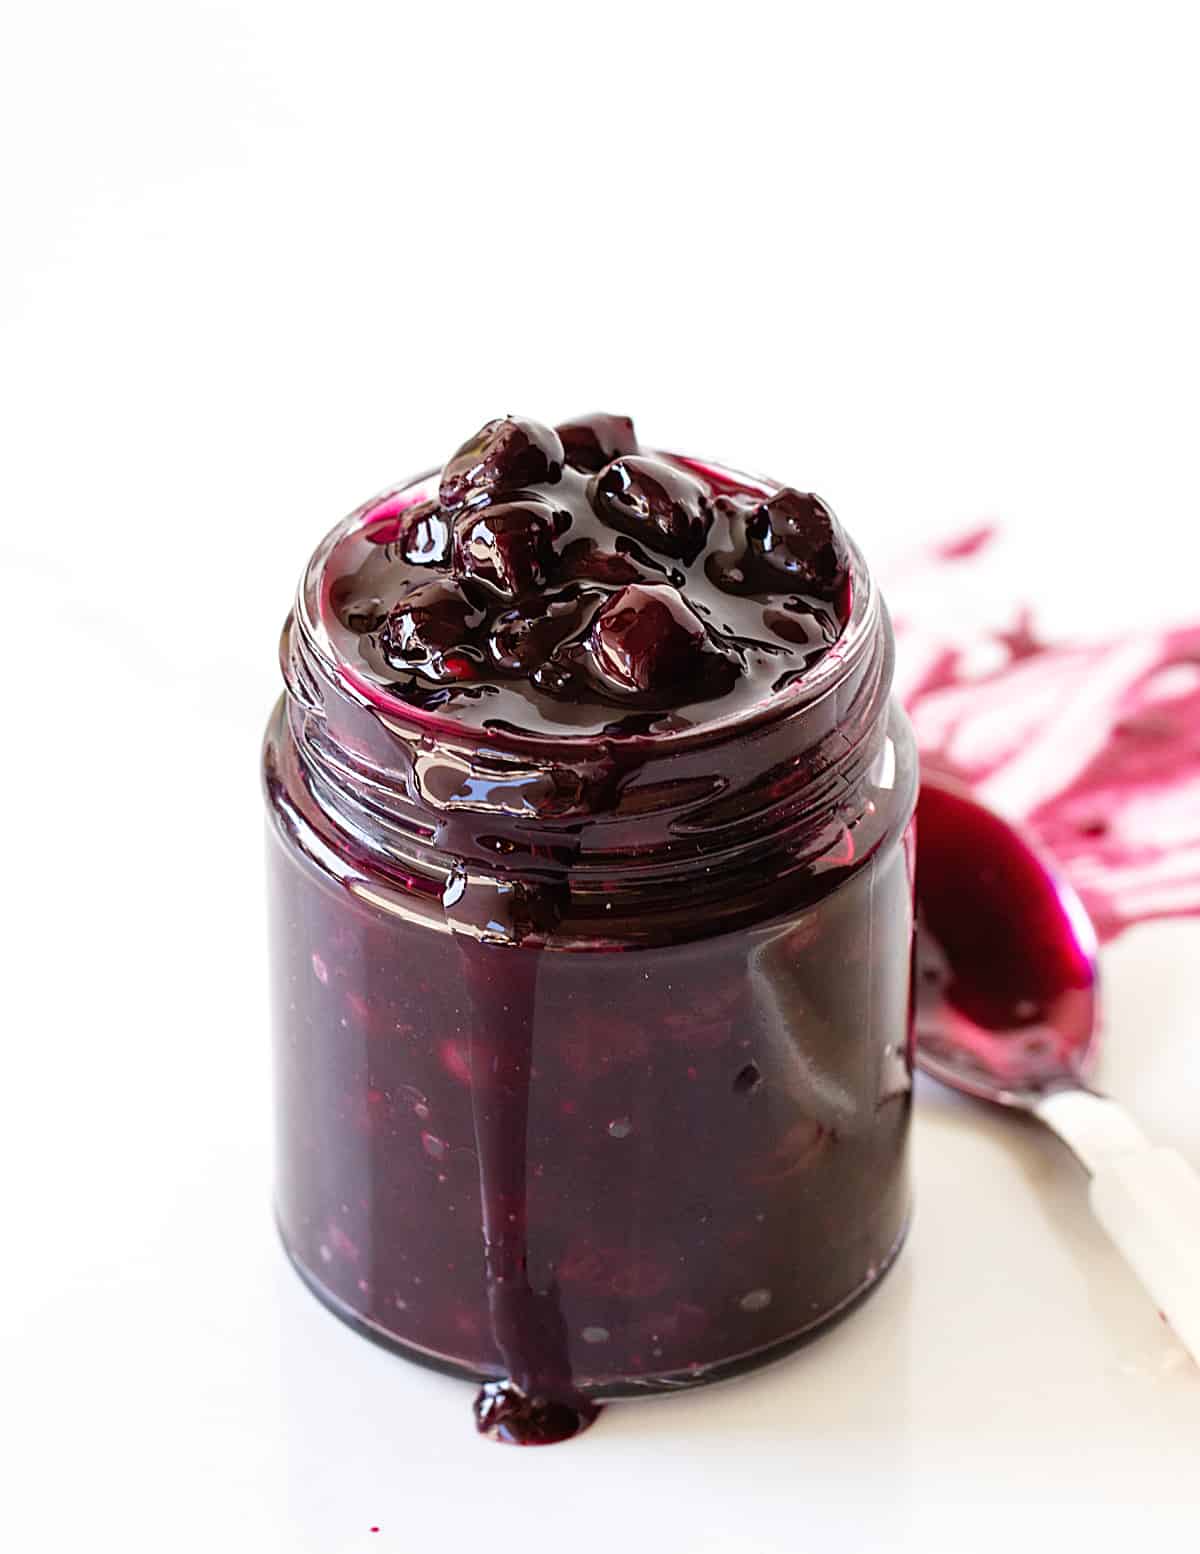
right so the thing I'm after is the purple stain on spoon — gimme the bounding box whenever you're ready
[913,769,1099,1099]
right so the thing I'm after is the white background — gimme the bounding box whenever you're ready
[2,3,1199,1551]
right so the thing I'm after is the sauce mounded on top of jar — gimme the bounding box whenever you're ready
[263,413,918,1444]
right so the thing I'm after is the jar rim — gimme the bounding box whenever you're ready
[294,451,880,763]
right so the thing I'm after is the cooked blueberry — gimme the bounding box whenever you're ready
[589,456,712,562]
[558,536,645,586]
[453,500,559,597]
[745,489,849,598]
[489,594,590,672]
[556,413,638,474]
[339,422,853,730]
[531,660,581,698]
[397,501,451,566]
[587,584,710,694]
[439,417,564,509]
[378,580,482,667]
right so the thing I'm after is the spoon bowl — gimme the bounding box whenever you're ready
[913,767,1200,1363]
[914,769,1100,1107]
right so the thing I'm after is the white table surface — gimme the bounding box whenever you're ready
[4,540,1199,1554]
[4,5,1200,1548]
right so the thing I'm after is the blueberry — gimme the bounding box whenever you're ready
[530,660,582,699]
[587,584,709,694]
[558,536,645,586]
[396,501,451,567]
[378,579,482,668]
[556,413,638,474]
[452,499,559,597]
[744,489,849,599]
[590,456,712,562]
[439,417,564,509]
[489,594,589,672]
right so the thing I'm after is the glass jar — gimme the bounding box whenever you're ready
[263,455,918,1436]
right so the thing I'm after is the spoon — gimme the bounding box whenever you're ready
[914,767,1200,1362]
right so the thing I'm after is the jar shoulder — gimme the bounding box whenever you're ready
[263,696,917,953]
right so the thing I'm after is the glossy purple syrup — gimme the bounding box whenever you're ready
[323,414,850,737]
[474,1381,599,1446]
[267,416,918,1446]
[914,771,1098,1098]
[454,901,599,1445]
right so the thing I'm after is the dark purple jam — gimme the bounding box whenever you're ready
[265,415,918,1444]
[324,414,849,737]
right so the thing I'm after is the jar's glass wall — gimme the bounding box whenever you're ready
[265,699,917,1397]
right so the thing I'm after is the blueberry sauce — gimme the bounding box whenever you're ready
[474,1380,599,1446]
[266,416,918,1446]
[453,897,599,1443]
[323,414,849,737]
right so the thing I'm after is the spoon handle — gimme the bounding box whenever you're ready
[1035,1089,1200,1365]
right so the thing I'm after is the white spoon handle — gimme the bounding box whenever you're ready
[1090,1145,1200,1363]
[1034,1088,1200,1365]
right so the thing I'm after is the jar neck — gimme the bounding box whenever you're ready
[279,547,897,937]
